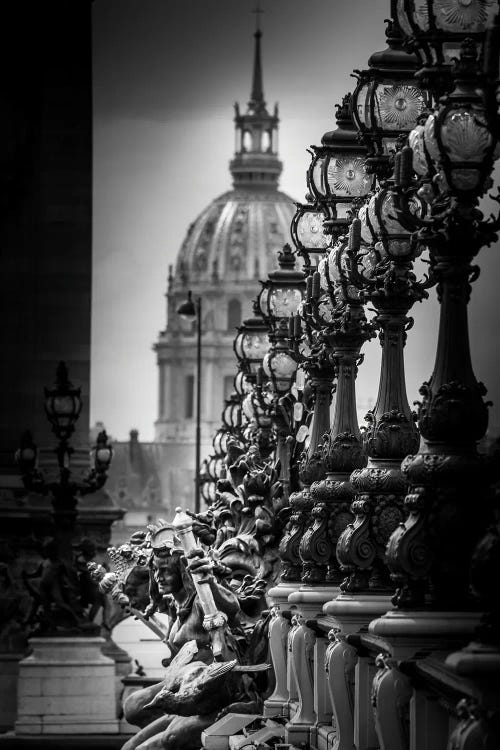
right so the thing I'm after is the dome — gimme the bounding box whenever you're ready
[172,25,296,289]
[174,187,295,285]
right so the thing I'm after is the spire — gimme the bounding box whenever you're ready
[249,3,264,112]
[230,4,282,190]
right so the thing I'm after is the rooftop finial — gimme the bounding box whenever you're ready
[252,0,263,33]
[249,1,264,111]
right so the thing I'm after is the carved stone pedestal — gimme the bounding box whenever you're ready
[446,643,500,750]
[323,592,392,635]
[0,654,24,732]
[101,637,133,719]
[15,637,119,735]
[369,609,480,658]
[368,610,481,750]
[321,593,392,750]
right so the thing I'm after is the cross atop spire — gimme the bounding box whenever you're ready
[249,2,264,112]
[252,0,263,32]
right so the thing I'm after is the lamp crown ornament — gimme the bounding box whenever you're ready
[44,360,82,443]
[277,242,295,269]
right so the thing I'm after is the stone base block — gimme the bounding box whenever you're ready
[263,697,289,719]
[285,722,311,747]
[15,637,119,735]
[316,724,337,750]
[0,654,24,731]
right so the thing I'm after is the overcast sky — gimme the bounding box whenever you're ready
[91,0,500,442]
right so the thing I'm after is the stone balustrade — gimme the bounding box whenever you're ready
[264,586,499,750]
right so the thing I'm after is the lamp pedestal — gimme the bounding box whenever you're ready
[15,637,119,735]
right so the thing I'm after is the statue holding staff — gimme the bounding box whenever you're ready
[90,508,269,750]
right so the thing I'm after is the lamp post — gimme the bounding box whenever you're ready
[257,244,306,496]
[16,361,113,635]
[177,290,202,514]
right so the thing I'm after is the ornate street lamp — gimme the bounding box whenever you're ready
[351,16,432,177]
[307,94,374,241]
[16,362,113,636]
[384,37,500,610]
[334,173,431,591]
[295,231,376,585]
[44,361,83,445]
[233,314,270,382]
[177,290,202,514]
[257,244,305,336]
[409,38,497,197]
[256,244,305,497]
[396,0,498,90]
[278,275,337,582]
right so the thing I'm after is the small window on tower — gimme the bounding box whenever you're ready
[185,374,195,419]
[227,299,242,331]
[243,130,252,152]
[262,130,271,152]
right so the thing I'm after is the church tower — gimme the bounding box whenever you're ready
[153,21,295,510]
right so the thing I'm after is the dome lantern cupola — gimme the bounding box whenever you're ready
[230,14,282,190]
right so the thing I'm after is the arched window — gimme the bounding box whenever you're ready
[242,130,252,152]
[262,130,271,152]
[227,298,242,331]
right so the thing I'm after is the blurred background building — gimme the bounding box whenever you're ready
[104,24,295,518]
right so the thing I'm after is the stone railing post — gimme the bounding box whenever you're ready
[263,606,292,718]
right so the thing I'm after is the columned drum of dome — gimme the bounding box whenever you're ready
[153,20,295,512]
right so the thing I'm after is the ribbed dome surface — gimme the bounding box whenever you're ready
[174,188,295,284]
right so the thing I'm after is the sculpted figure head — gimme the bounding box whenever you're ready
[147,522,194,607]
[152,550,183,596]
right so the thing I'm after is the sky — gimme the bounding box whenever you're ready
[91,0,500,442]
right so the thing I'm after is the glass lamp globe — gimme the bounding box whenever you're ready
[396,0,498,76]
[213,429,229,456]
[417,41,497,197]
[291,201,330,269]
[234,370,252,397]
[263,347,298,394]
[258,244,305,332]
[91,430,113,473]
[233,317,270,376]
[307,149,328,200]
[365,187,424,258]
[44,362,82,441]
